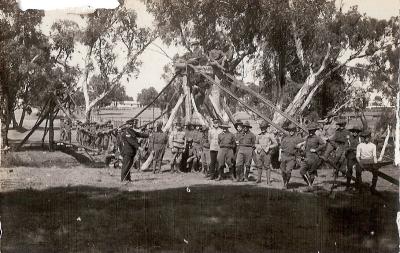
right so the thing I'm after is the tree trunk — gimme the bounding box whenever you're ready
[48,107,55,152]
[85,108,92,123]
[273,72,318,125]
[0,84,9,148]
[11,111,18,129]
[19,107,26,128]
[209,76,229,122]
[183,74,192,124]
[162,94,186,132]
[41,116,49,147]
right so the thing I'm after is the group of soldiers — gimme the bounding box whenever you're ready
[132,115,377,191]
[74,120,115,152]
[63,113,378,192]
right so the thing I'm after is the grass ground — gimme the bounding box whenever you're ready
[1,110,398,253]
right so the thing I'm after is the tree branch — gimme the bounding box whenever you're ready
[315,43,331,76]
[291,20,306,67]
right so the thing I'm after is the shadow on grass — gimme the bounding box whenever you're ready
[0,185,398,253]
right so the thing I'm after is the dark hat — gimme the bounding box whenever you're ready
[219,122,230,129]
[336,119,347,125]
[234,119,243,126]
[242,121,252,128]
[212,118,220,123]
[307,122,320,131]
[360,130,371,137]
[348,125,362,132]
[126,118,138,124]
[260,121,269,129]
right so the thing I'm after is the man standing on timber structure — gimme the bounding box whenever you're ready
[171,122,186,173]
[216,122,236,181]
[150,122,168,174]
[254,121,278,184]
[235,121,256,182]
[121,118,149,182]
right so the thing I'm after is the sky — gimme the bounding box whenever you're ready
[36,0,399,101]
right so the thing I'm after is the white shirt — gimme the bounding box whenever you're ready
[356,142,377,161]
[208,127,222,151]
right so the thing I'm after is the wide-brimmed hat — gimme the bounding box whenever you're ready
[360,130,371,137]
[242,121,252,128]
[307,122,320,131]
[234,119,243,126]
[219,122,230,129]
[348,125,362,132]
[260,121,269,129]
[336,119,347,126]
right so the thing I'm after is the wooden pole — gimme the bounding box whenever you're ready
[209,59,307,132]
[395,47,400,166]
[16,99,51,150]
[189,64,288,134]
[379,125,390,162]
[183,71,192,124]
[162,94,186,132]
[128,72,179,122]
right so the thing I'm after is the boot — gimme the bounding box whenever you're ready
[266,169,271,185]
[244,167,249,182]
[230,167,236,181]
[236,166,242,182]
[286,173,291,186]
[302,174,310,186]
[256,168,262,183]
[282,173,287,188]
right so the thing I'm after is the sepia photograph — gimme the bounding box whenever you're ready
[0,0,399,252]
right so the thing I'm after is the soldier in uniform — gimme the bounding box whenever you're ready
[188,123,203,172]
[235,121,256,182]
[59,118,65,142]
[171,122,186,173]
[323,119,350,175]
[76,121,82,145]
[299,123,325,188]
[345,125,362,191]
[279,124,304,188]
[149,122,168,173]
[121,118,149,182]
[200,126,210,175]
[65,118,72,143]
[208,119,221,179]
[216,122,236,181]
[254,121,278,184]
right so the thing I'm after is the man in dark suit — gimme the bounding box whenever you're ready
[121,118,149,182]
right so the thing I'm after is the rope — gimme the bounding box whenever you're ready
[207,57,307,132]
[188,64,288,134]
[127,71,180,123]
